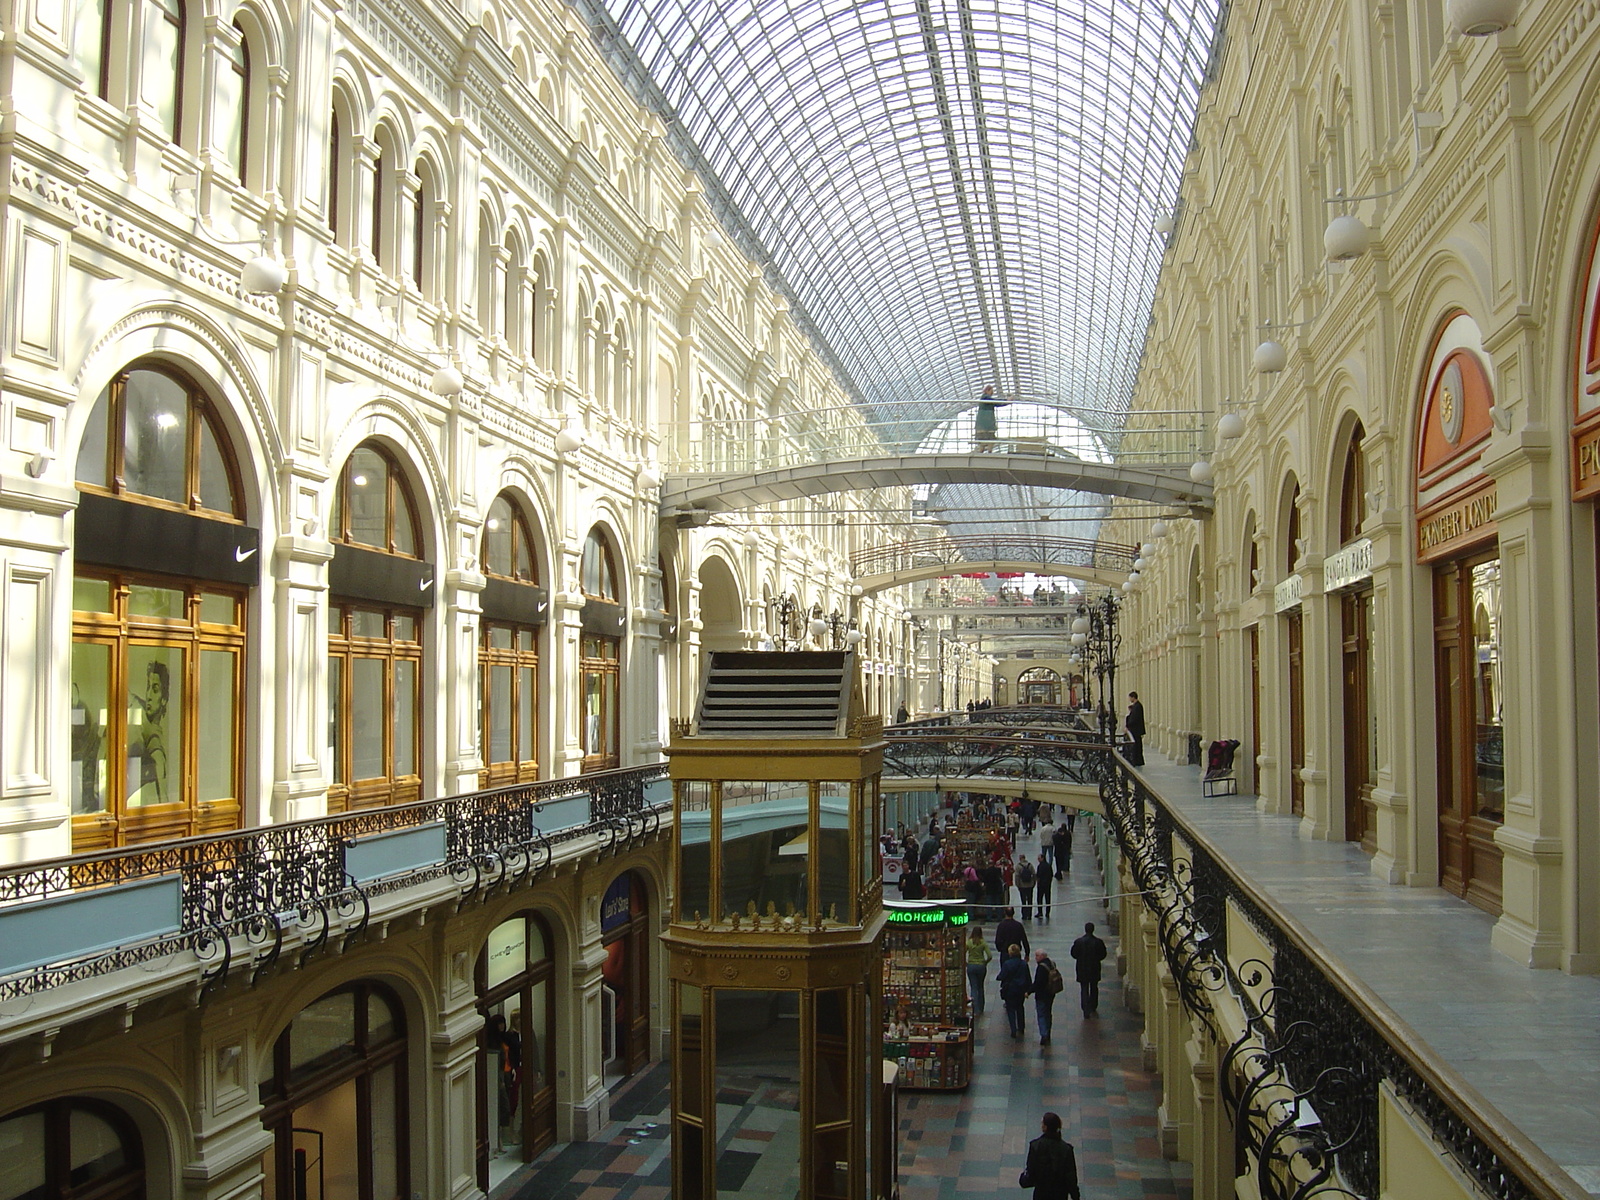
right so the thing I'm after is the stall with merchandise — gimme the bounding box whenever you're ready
[881,901,973,1090]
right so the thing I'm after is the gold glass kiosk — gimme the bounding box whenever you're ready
[666,651,892,1200]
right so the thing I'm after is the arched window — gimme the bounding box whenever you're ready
[72,364,248,851]
[76,364,241,517]
[328,102,348,243]
[529,253,549,363]
[579,530,621,771]
[580,530,617,601]
[477,913,558,1189]
[1339,422,1366,545]
[260,983,408,1200]
[411,159,429,292]
[72,0,112,98]
[144,0,185,144]
[223,23,252,186]
[332,444,418,556]
[0,1098,145,1199]
[502,235,525,356]
[480,494,541,785]
[369,131,391,271]
[1285,483,1301,575]
[328,442,425,810]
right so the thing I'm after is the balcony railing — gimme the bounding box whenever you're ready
[883,723,1106,787]
[1098,762,1582,1200]
[0,765,668,1004]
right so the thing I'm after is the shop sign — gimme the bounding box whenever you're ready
[1417,484,1498,562]
[1324,538,1373,592]
[601,874,632,933]
[1574,422,1600,501]
[885,905,969,926]
[1273,574,1303,613]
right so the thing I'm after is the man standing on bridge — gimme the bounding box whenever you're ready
[973,384,1008,449]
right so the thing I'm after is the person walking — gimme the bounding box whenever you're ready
[1070,922,1108,1017]
[896,866,925,900]
[1016,854,1036,921]
[1125,692,1146,766]
[1031,949,1062,1044]
[1036,812,1055,873]
[965,925,994,1021]
[997,944,1031,1039]
[993,906,1031,961]
[1033,852,1053,922]
[1051,821,1073,879]
[1019,1111,1081,1199]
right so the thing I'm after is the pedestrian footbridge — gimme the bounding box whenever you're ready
[850,533,1137,596]
[879,721,1111,813]
[660,451,1211,525]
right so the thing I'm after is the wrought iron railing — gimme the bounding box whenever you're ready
[851,533,1137,580]
[1098,762,1582,1200]
[882,722,1109,786]
[0,765,667,1003]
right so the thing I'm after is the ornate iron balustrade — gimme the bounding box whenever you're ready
[0,765,667,1004]
[1097,762,1578,1200]
[882,727,1112,787]
[851,533,1137,580]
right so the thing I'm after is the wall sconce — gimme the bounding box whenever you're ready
[1253,340,1288,373]
[1448,0,1517,35]
[1189,459,1214,484]
[554,427,584,456]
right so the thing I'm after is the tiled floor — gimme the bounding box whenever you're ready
[496,834,1193,1199]
[1132,754,1600,1199]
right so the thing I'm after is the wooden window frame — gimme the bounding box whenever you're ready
[580,531,618,601]
[579,633,620,772]
[230,22,251,186]
[70,570,246,852]
[76,364,244,521]
[1339,424,1367,545]
[260,982,410,1200]
[480,621,539,785]
[0,1097,146,1200]
[332,442,421,558]
[482,496,538,583]
[327,602,423,812]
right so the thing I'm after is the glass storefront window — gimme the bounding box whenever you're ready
[1471,560,1504,820]
[125,644,184,808]
[714,990,801,1197]
[817,782,852,924]
[70,643,111,815]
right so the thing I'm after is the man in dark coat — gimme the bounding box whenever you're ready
[1125,691,1146,765]
[996,945,1031,1039]
[1033,852,1053,922]
[1031,950,1060,1044]
[1021,1111,1080,1199]
[1070,922,1108,1017]
[1051,821,1072,880]
[993,906,1031,961]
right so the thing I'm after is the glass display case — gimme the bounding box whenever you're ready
[881,901,973,1090]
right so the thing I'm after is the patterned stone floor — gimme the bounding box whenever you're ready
[498,833,1192,1199]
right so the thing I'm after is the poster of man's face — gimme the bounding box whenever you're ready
[127,646,183,808]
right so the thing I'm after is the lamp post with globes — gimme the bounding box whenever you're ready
[1073,592,1121,742]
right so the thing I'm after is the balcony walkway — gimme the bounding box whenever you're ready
[1131,754,1600,1199]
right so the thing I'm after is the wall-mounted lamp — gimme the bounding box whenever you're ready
[1324,214,1372,262]
[429,363,465,397]
[1253,340,1288,373]
[1217,411,1247,439]
[636,464,661,491]
[1150,520,1170,539]
[554,427,583,456]
[1189,459,1214,484]
[1155,211,1175,237]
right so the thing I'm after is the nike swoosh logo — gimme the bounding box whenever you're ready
[234,546,257,563]
[419,576,433,592]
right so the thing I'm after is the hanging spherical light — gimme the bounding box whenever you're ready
[1151,520,1170,539]
[1324,214,1371,262]
[809,617,828,638]
[1447,0,1517,35]
[1071,616,1090,635]
[1155,211,1175,236]
[1253,340,1288,374]
[1071,632,1088,647]
[1218,411,1246,439]
[1190,459,1214,484]
[428,363,465,397]
[242,253,288,295]
[1140,543,1156,557]
[635,464,661,491]
[554,427,583,455]
[1122,580,1136,593]
[1134,557,1147,571]
[742,530,761,549]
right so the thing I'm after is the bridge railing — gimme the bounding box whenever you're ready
[882,724,1111,787]
[1099,761,1581,1200]
[852,534,1136,579]
[0,765,668,1004]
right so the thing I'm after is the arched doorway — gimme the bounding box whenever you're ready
[1017,667,1061,705]
[0,1097,146,1198]
[70,361,254,850]
[259,982,409,1200]
[476,911,558,1191]
[600,870,651,1080]
[696,555,743,654]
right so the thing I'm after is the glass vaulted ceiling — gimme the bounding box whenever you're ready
[581,0,1225,450]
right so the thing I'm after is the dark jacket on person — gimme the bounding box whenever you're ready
[897,870,925,900]
[1126,700,1146,739]
[1032,958,1059,1004]
[1071,932,1108,982]
[994,916,1030,958]
[1023,1130,1081,1200]
[997,954,1032,1002]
